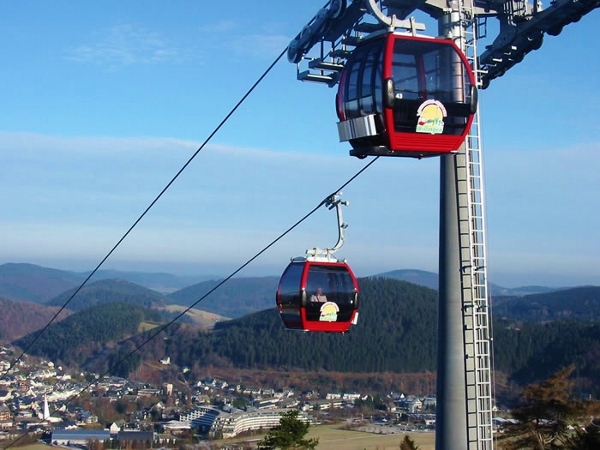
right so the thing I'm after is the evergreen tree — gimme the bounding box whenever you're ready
[498,365,600,449]
[400,435,419,449]
[257,410,318,450]
[567,419,600,449]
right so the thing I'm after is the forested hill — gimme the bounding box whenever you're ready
[0,297,69,341]
[163,281,600,391]
[7,277,600,393]
[14,302,163,372]
[45,278,169,312]
[12,278,438,376]
[114,277,439,375]
[175,276,439,372]
[0,263,209,303]
[493,320,600,387]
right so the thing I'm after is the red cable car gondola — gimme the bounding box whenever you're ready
[276,193,359,332]
[276,256,359,333]
[336,31,478,158]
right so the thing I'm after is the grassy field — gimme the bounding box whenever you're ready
[159,304,228,328]
[137,321,161,333]
[1,445,50,450]
[213,424,435,450]
[8,426,435,450]
[305,424,435,450]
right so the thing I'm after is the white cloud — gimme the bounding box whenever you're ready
[195,15,292,60]
[197,21,236,34]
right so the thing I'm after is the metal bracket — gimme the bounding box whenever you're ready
[365,0,426,32]
[305,192,349,261]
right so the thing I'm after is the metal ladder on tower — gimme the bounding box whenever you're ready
[456,3,495,449]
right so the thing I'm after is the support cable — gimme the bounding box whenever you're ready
[3,155,379,450]
[2,47,288,378]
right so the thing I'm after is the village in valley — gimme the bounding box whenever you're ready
[0,345,437,448]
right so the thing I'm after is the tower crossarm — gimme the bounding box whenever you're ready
[288,0,598,89]
[477,0,600,87]
[287,0,429,87]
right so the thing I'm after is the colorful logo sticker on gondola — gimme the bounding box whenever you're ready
[319,302,339,322]
[416,100,447,134]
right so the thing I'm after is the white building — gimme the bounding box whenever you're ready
[214,409,311,439]
[179,406,222,431]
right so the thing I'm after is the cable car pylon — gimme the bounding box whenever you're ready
[457,4,495,447]
[288,0,598,447]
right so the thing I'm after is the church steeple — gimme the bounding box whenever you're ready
[43,394,50,420]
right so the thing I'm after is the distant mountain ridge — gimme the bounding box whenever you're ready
[374,268,560,296]
[0,262,595,340]
[83,269,213,294]
[0,263,214,303]
[0,262,570,307]
[0,263,82,302]
[493,286,600,321]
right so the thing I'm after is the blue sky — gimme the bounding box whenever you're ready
[1,1,598,288]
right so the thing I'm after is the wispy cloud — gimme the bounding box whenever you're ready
[196,19,290,60]
[1,132,598,285]
[0,132,436,271]
[197,21,236,34]
[228,34,291,58]
[65,24,187,69]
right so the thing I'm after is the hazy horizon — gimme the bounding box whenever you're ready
[2,258,597,290]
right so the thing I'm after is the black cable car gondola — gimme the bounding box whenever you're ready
[336,32,478,158]
[276,256,359,333]
[276,193,360,333]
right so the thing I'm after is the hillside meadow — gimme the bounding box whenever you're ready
[211,424,435,449]
[306,425,435,450]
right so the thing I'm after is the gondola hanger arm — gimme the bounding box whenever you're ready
[306,192,349,260]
